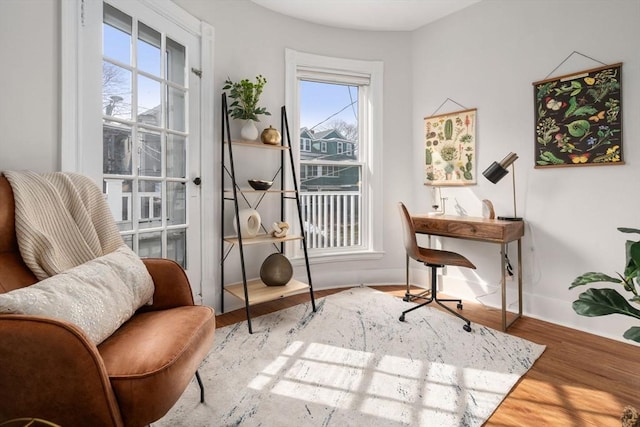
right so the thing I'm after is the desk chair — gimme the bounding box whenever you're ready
[398,202,476,332]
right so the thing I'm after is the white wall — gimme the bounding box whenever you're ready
[0,0,59,172]
[173,0,415,305]
[1,0,638,343]
[412,0,640,343]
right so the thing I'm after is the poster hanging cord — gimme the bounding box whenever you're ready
[544,51,607,80]
[430,98,469,117]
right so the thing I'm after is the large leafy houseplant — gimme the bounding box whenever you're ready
[569,227,640,343]
[223,75,271,121]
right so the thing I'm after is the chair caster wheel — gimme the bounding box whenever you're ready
[457,303,463,310]
[403,296,410,302]
[463,323,472,332]
[399,315,405,322]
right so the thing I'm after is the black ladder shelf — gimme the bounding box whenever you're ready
[220,93,316,333]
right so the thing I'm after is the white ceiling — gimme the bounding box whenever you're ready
[250,0,482,32]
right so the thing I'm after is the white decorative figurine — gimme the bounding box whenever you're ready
[271,221,289,238]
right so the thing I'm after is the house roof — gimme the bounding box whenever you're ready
[300,127,349,142]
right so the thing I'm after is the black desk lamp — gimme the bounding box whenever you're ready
[482,152,522,221]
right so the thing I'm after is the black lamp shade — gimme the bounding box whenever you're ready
[481,152,522,221]
[482,162,509,183]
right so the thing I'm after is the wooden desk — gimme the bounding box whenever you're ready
[410,214,524,331]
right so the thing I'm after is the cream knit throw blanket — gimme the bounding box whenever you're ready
[1,171,155,344]
[4,171,125,280]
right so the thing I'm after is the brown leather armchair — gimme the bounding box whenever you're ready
[0,175,216,426]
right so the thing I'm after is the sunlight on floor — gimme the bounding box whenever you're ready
[247,340,516,424]
[503,377,624,425]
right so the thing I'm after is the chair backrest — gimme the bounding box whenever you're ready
[398,202,421,262]
[0,174,38,294]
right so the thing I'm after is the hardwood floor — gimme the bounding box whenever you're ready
[215,285,640,426]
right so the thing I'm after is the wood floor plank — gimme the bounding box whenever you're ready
[214,285,640,426]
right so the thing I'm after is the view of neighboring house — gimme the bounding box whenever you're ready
[299,127,359,192]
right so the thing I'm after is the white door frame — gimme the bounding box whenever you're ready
[60,0,217,307]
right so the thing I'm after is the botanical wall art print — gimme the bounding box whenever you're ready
[533,63,623,168]
[424,108,477,186]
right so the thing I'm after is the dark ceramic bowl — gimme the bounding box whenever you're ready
[248,179,273,191]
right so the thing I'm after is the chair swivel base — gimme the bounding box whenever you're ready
[399,297,471,332]
[403,288,431,302]
[399,266,472,332]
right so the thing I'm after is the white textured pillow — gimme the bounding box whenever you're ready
[0,245,154,345]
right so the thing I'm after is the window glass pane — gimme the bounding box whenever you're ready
[166,37,186,86]
[103,62,131,119]
[122,234,133,250]
[138,231,162,258]
[103,178,133,231]
[299,182,362,249]
[299,80,362,250]
[167,134,186,178]
[103,4,131,65]
[167,86,186,131]
[138,180,162,229]
[103,122,132,174]
[167,229,186,268]
[138,130,162,177]
[167,182,186,226]
[137,22,161,77]
[137,75,161,126]
[299,81,359,161]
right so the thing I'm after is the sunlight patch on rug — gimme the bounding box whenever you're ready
[153,287,545,427]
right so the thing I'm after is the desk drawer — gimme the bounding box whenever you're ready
[412,216,524,243]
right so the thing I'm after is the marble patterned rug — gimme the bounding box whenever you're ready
[153,286,545,427]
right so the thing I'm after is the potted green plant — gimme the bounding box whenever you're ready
[223,75,271,141]
[569,227,640,343]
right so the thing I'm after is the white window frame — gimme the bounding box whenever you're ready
[285,49,384,262]
[301,137,311,152]
[321,141,327,153]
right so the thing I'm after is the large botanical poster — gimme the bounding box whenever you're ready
[424,108,477,186]
[533,63,623,168]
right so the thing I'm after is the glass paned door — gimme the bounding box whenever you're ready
[101,2,200,280]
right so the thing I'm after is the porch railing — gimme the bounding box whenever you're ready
[299,191,361,249]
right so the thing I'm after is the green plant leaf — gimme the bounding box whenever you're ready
[629,241,640,266]
[622,241,640,289]
[566,119,590,138]
[618,227,640,234]
[572,288,640,319]
[570,105,598,117]
[570,272,621,288]
[623,326,640,343]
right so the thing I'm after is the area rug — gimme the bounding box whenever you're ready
[153,286,545,427]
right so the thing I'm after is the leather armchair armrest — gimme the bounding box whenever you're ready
[141,258,195,311]
[0,315,123,426]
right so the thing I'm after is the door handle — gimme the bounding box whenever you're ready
[193,177,202,185]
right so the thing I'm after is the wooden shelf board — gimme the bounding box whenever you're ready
[223,234,303,245]
[230,140,289,150]
[224,278,310,305]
